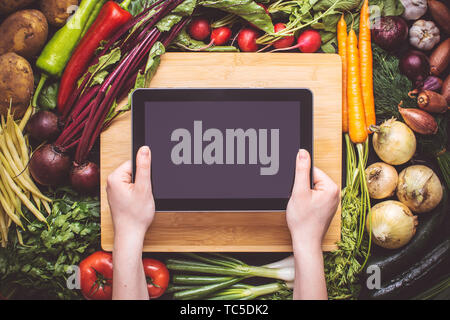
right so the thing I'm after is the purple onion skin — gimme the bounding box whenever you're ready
[399,50,430,86]
[70,162,100,195]
[417,76,443,92]
[27,110,61,143]
[29,144,71,186]
[371,16,408,52]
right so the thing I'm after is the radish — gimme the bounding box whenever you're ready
[271,29,322,53]
[188,18,211,41]
[273,23,295,49]
[238,28,259,52]
[210,26,232,45]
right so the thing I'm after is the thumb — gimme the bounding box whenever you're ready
[291,149,311,196]
[134,146,152,193]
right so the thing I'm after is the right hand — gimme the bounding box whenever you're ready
[286,149,340,249]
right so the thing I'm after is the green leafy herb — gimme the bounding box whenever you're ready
[370,0,404,16]
[37,81,59,110]
[199,0,274,33]
[0,191,100,300]
[173,29,239,51]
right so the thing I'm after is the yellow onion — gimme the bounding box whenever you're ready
[365,162,398,199]
[367,200,418,249]
[397,165,443,213]
[372,118,416,165]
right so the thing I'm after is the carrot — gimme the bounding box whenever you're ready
[337,14,348,133]
[359,0,376,131]
[347,28,368,144]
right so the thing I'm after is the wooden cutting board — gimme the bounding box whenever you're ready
[100,53,342,252]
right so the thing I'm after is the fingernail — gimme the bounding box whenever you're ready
[141,146,150,156]
[298,149,308,160]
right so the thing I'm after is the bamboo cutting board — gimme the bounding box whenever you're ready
[100,53,342,252]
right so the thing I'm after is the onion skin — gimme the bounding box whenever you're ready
[372,119,417,165]
[442,74,450,104]
[365,162,398,199]
[398,105,438,135]
[428,0,450,34]
[430,39,450,76]
[397,165,443,213]
[371,16,408,52]
[27,110,60,143]
[399,50,430,86]
[70,161,100,195]
[29,144,71,186]
[419,76,442,92]
[417,90,448,113]
[367,200,418,249]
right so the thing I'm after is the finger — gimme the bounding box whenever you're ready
[312,167,336,191]
[291,149,312,196]
[112,160,132,184]
[134,146,152,193]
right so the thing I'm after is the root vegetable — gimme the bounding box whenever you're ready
[27,110,61,143]
[442,74,450,104]
[70,161,99,194]
[29,144,71,186]
[398,103,438,135]
[0,9,48,59]
[371,118,416,165]
[417,90,448,113]
[0,0,35,15]
[188,18,211,41]
[429,38,450,76]
[427,0,450,34]
[367,200,418,249]
[40,0,79,27]
[365,162,398,199]
[210,27,232,46]
[371,16,408,52]
[272,23,294,49]
[0,53,34,119]
[409,20,440,51]
[399,50,430,86]
[400,0,427,20]
[237,28,259,52]
[397,165,443,213]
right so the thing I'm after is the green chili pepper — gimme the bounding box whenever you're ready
[32,0,101,107]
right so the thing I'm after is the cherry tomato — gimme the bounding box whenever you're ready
[143,258,170,299]
[80,251,113,300]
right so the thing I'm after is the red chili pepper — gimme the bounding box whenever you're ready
[57,1,132,114]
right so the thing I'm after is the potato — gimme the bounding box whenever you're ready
[0,9,48,60]
[40,0,78,27]
[0,0,36,15]
[0,53,34,119]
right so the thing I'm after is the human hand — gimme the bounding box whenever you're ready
[106,146,155,242]
[286,149,340,250]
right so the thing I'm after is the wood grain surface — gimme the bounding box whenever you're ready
[100,53,342,252]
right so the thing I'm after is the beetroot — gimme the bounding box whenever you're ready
[70,162,100,194]
[27,110,61,143]
[29,144,71,186]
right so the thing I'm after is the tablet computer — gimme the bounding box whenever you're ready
[132,88,313,211]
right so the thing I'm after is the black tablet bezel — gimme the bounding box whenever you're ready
[132,88,313,211]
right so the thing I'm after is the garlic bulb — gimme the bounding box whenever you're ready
[409,20,440,51]
[367,201,418,249]
[401,0,427,20]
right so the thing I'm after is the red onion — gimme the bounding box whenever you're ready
[371,16,408,52]
[399,50,430,86]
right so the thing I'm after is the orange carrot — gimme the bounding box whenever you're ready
[359,0,376,131]
[347,29,368,144]
[337,14,348,133]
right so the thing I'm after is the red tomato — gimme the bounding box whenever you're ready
[80,251,113,300]
[143,258,170,299]
[273,23,295,49]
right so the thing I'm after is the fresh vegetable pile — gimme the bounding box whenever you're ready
[0,0,448,300]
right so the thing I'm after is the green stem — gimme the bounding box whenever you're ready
[32,73,48,108]
[120,0,132,10]
[173,277,244,300]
